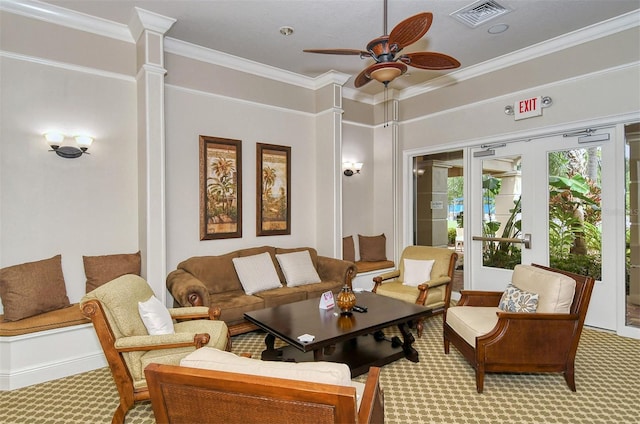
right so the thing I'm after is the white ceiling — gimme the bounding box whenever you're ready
[19,0,640,95]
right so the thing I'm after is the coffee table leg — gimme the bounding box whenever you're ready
[398,323,419,362]
[313,349,324,361]
[261,333,282,361]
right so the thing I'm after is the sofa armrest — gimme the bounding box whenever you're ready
[418,276,451,290]
[167,269,210,307]
[316,256,357,288]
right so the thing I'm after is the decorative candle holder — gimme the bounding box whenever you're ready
[335,285,357,315]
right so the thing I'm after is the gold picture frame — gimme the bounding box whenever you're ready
[257,143,291,236]
[200,135,242,240]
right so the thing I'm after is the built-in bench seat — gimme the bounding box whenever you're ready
[0,304,88,337]
[0,304,105,390]
[354,260,395,274]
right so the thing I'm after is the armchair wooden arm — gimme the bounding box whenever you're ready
[168,306,222,320]
[457,290,503,306]
[114,333,211,352]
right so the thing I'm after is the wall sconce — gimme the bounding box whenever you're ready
[45,132,94,158]
[343,162,363,176]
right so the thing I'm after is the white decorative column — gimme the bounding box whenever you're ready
[315,81,347,258]
[129,8,176,301]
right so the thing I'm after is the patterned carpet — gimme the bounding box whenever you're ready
[1,317,639,424]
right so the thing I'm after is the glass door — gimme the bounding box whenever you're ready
[469,128,618,330]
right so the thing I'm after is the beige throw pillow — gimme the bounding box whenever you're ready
[0,255,70,321]
[232,252,282,295]
[276,250,321,287]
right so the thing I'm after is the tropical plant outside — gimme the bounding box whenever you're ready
[479,148,603,279]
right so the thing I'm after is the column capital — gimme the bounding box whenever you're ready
[129,7,176,42]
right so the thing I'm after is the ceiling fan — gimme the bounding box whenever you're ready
[303,0,461,88]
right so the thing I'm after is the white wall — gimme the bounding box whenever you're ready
[164,85,319,271]
[0,56,138,312]
[341,122,374,259]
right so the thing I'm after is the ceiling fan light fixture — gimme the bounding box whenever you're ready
[368,62,407,84]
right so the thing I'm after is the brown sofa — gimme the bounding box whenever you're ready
[167,246,357,335]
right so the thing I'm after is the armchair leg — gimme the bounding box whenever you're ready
[444,338,450,354]
[416,317,424,338]
[475,366,485,393]
[564,363,577,391]
[112,400,131,424]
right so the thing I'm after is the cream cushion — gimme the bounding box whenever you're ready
[232,252,282,295]
[138,295,175,335]
[512,265,575,313]
[446,306,501,346]
[275,250,321,287]
[402,258,435,287]
[181,347,365,408]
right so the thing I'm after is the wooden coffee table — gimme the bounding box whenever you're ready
[244,291,433,376]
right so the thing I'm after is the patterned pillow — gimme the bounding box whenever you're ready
[499,283,539,313]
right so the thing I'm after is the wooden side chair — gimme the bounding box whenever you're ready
[372,246,458,337]
[145,358,384,424]
[443,263,595,393]
[81,274,230,424]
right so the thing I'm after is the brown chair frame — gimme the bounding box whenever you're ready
[144,363,385,424]
[443,263,595,393]
[372,247,458,337]
[82,300,231,424]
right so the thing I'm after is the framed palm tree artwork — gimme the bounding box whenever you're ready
[257,143,291,236]
[200,136,242,240]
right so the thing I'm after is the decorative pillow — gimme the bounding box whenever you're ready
[232,252,282,295]
[83,251,141,293]
[342,236,356,262]
[138,295,175,335]
[498,283,539,313]
[181,347,352,387]
[358,234,387,262]
[0,255,70,321]
[402,258,435,287]
[276,251,321,287]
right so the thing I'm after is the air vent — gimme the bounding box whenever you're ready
[451,0,511,28]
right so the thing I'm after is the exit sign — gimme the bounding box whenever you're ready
[514,96,542,121]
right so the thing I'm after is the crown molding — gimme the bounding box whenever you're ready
[3,1,637,101]
[0,0,133,43]
[398,9,640,103]
[164,37,349,90]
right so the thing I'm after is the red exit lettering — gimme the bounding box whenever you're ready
[519,97,537,113]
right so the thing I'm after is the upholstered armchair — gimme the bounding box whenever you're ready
[372,246,458,337]
[443,264,595,393]
[81,274,230,424]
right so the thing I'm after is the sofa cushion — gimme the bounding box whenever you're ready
[499,283,539,313]
[275,250,321,287]
[343,236,356,262]
[275,247,319,283]
[253,286,308,308]
[179,252,243,294]
[446,306,501,346]
[138,295,175,335]
[402,258,435,287]
[181,347,352,387]
[0,304,89,336]
[83,251,141,293]
[232,252,283,295]
[358,234,387,262]
[208,291,265,325]
[0,255,70,321]
[512,265,576,313]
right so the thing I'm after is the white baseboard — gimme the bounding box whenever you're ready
[0,324,106,390]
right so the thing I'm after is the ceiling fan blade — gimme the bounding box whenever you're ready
[388,12,433,51]
[354,67,373,88]
[303,48,371,57]
[399,52,461,70]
